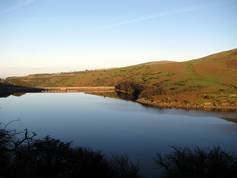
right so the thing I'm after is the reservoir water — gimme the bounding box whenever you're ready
[1,93,237,177]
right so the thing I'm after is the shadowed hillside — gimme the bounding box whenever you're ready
[6,49,237,110]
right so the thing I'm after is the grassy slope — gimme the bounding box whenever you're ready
[5,48,237,110]
[7,49,237,91]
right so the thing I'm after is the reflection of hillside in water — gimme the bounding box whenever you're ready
[0,93,11,98]
[0,82,44,98]
[1,90,237,124]
[222,117,237,124]
[88,91,137,101]
[116,91,137,101]
[0,92,26,98]
[88,91,237,124]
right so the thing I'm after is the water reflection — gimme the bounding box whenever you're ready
[0,93,11,98]
[89,91,237,123]
[1,93,237,178]
[1,92,237,123]
[0,92,26,98]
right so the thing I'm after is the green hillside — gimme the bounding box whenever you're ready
[7,48,237,90]
[6,48,237,110]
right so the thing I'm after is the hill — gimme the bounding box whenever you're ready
[6,48,237,110]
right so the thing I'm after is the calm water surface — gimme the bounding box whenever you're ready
[1,93,237,177]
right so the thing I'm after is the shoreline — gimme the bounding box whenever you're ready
[1,86,236,112]
[114,88,237,112]
[137,98,237,112]
[42,86,115,93]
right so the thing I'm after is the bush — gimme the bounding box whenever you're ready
[115,81,144,99]
[110,155,141,178]
[0,127,141,178]
[140,85,164,99]
[155,147,237,178]
[1,125,237,178]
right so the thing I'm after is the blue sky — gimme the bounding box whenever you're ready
[0,0,237,77]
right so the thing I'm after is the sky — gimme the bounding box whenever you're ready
[0,0,237,77]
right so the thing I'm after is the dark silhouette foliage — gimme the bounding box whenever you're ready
[115,81,144,99]
[0,127,141,178]
[110,155,141,178]
[1,124,237,178]
[115,81,166,101]
[155,146,237,178]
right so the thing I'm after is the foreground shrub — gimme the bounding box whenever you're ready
[110,155,140,178]
[155,147,237,178]
[1,125,237,178]
[0,127,141,178]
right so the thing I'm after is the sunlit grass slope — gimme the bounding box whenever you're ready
[7,49,237,92]
[5,48,237,110]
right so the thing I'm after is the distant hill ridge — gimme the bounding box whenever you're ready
[4,48,237,111]
[7,48,237,88]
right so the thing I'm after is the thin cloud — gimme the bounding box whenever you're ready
[0,0,36,16]
[101,7,198,30]
[100,0,235,30]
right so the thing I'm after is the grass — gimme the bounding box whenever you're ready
[4,48,237,110]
